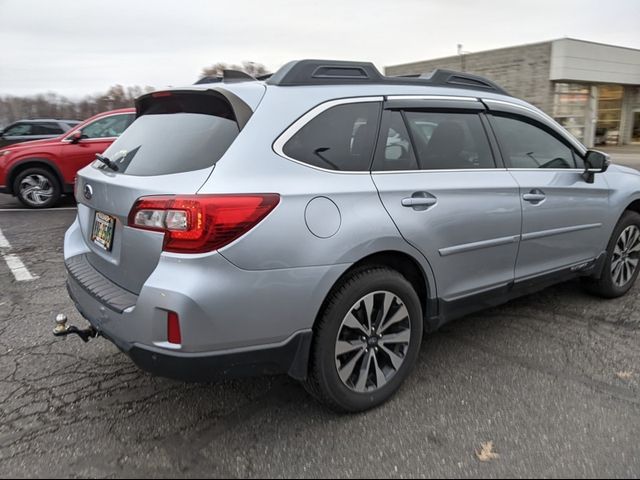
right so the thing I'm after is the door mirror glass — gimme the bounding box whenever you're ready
[585,150,610,173]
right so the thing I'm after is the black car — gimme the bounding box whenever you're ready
[0,119,81,148]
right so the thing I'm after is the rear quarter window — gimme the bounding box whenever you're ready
[282,102,381,171]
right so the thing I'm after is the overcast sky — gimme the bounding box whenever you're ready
[0,0,639,97]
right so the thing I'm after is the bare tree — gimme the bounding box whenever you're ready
[0,85,155,127]
[200,61,269,79]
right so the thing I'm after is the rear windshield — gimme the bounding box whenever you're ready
[99,92,240,176]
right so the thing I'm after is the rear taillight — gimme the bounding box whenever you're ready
[127,194,280,254]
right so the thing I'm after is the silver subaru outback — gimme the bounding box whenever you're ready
[58,60,640,412]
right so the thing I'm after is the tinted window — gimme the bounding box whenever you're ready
[33,123,64,135]
[401,112,494,170]
[375,111,418,171]
[491,115,581,169]
[283,102,380,171]
[100,113,239,176]
[4,123,32,136]
[81,114,135,139]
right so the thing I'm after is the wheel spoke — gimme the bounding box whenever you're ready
[611,258,623,278]
[380,344,404,370]
[627,228,640,252]
[380,330,411,346]
[372,353,386,389]
[354,350,374,391]
[336,339,365,356]
[378,293,394,330]
[624,261,632,284]
[628,258,639,269]
[362,294,374,334]
[342,312,368,336]
[338,348,366,385]
[379,304,408,334]
[613,261,624,285]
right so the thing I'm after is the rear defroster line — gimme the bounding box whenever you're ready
[0,227,38,282]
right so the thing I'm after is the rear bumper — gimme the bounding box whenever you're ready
[67,275,313,381]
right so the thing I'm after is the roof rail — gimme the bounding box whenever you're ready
[194,69,259,85]
[266,59,510,96]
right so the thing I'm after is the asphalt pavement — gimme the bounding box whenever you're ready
[0,161,639,477]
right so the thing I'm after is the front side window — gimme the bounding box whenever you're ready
[80,114,135,139]
[491,115,582,169]
[282,102,380,171]
[4,123,32,136]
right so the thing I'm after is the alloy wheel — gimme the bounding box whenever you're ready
[611,225,640,287]
[334,290,412,393]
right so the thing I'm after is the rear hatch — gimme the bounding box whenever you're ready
[75,89,253,294]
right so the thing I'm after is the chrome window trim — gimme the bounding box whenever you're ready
[372,168,508,175]
[385,95,480,102]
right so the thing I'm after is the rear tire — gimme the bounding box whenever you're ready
[304,266,423,413]
[13,167,61,209]
[583,211,640,298]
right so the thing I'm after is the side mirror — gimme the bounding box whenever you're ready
[69,130,83,144]
[583,150,610,183]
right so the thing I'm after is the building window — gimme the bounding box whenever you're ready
[553,83,589,142]
[596,85,624,146]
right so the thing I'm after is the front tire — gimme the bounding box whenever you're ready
[583,211,640,298]
[305,266,423,413]
[13,168,61,209]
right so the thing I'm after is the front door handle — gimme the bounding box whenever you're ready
[522,190,546,203]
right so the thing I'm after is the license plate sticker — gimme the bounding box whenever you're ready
[92,212,116,251]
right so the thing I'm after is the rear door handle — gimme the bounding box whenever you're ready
[522,190,546,203]
[401,193,437,211]
[402,198,437,207]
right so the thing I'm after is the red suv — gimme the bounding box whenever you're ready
[0,108,135,208]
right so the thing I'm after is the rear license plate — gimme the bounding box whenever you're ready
[91,212,116,252]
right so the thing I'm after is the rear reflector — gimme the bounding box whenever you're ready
[128,194,280,254]
[167,311,182,344]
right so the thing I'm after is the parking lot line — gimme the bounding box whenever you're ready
[0,227,38,282]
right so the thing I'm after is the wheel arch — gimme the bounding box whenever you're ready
[6,158,64,195]
[314,250,437,332]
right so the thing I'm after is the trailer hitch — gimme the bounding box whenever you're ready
[53,314,99,343]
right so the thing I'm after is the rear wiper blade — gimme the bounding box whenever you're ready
[95,154,119,172]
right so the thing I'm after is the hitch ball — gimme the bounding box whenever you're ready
[54,314,69,335]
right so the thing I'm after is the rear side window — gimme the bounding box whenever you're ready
[282,102,380,171]
[490,115,582,169]
[101,92,240,176]
[404,112,494,170]
[376,111,418,171]
[4,123,32,136]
